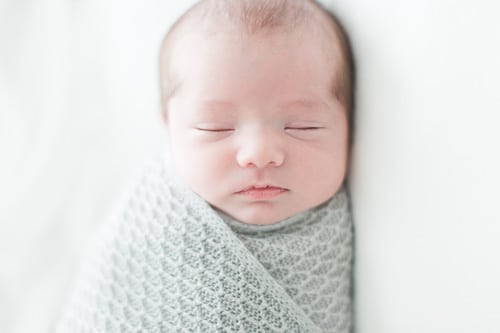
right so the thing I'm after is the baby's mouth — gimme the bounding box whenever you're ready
[236,185,288,200]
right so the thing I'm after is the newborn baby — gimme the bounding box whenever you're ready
[55,0,354,332]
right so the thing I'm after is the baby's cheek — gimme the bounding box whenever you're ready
[181,144,232,183]
[196,141,235,166]
[302,151,345,191]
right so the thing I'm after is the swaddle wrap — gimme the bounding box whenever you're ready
[55,160,353,333]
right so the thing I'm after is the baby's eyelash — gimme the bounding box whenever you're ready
[285,126,323,130]
[195,127,234,132]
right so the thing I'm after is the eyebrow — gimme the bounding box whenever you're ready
[199,100,237,111]
[195,98,333,117]
[281,98,334,115]
[191,100,238,120]
[284,99,326,109]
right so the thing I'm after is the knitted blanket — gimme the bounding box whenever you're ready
[54,161,353,333]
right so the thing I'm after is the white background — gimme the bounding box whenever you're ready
[336,1,500,332]
[1,0,500,332]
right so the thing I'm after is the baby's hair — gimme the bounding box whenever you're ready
[159,0,354,121]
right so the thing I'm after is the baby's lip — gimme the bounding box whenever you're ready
[237,184,287,192]
[236,185,289,200]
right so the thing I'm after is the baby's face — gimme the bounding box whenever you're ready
[165,29,348,225]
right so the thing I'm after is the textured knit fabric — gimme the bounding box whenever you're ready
[54,160,353,333]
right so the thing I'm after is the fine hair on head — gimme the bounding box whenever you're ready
[159,0,355,126]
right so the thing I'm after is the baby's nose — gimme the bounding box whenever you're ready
[236,129,285,168]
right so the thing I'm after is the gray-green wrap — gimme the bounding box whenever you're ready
[55,160,353,332]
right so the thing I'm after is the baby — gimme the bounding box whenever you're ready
[55,0,354,332]
[161,0,353,226]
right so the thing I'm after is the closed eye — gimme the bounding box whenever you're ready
[285,126,324,131]
[195,127,234,132]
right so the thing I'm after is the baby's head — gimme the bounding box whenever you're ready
[159,0,354,225]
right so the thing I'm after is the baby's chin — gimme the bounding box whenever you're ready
[210,192,341,226]
[215,205,304,226]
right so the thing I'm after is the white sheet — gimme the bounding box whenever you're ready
[0,1,195,331]
[1,1,500,332]
[335,1,500,332]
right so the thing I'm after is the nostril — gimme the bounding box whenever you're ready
[236,135,285,168]
[237,154,284,169]
[245,161,257,168]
